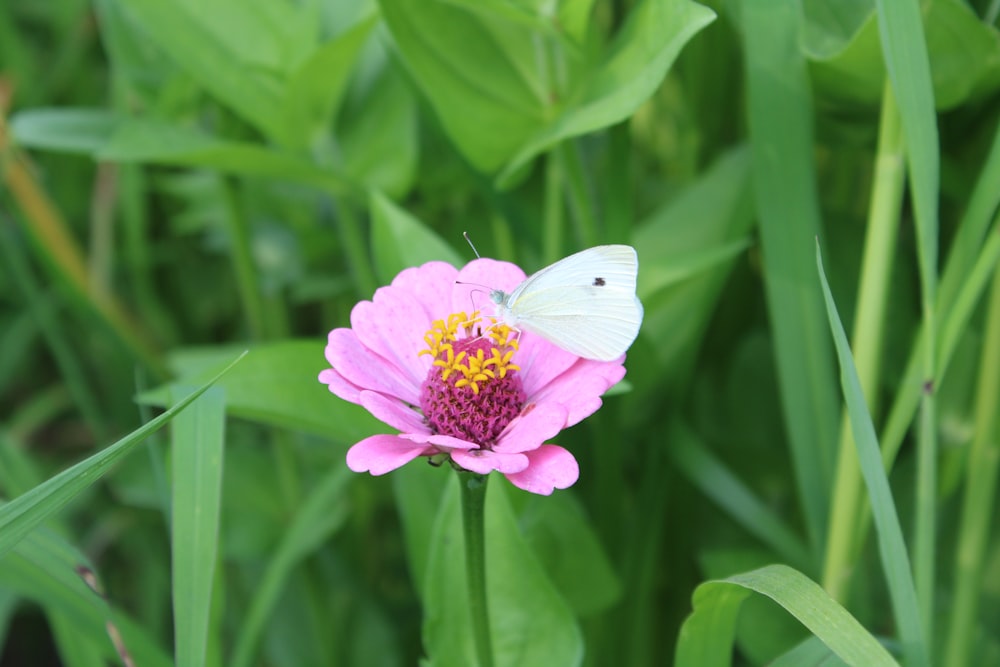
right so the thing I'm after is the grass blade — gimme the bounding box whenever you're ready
[0,352,246,561]
[815,242,928,667]
[171,385,226,667]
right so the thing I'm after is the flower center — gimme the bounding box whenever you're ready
[419,312,525,447]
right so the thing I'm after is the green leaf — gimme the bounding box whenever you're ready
[282,14,379,151]
[9,108,119,154]
[675,564,898,667]
[138,342,381,444]
[631,146,754,384]
[0,353,245,561]
[742,0,839,554]
[424,478,582,667]
[98,120,348,193]
[339,59,418,197]
[230,466,353,667]
[370,191,465,283]
[171,385,225,667]
[0,528,173,667]
[378,0,548,172]
[514,489,622,616]
[498,0,716,184]
[112,0,312,141]
[815,243,928,667]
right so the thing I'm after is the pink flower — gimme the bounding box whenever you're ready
[318,258,627,495]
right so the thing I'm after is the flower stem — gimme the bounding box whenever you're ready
[458,471,494,667]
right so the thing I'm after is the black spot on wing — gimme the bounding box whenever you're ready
[593,277,606,286]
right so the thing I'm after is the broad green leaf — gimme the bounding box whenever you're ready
[630,146,753,388]
[113,0,314,141]
[393,460,451,599]
[742,0,839,553]
[99,120,349,193]
[138,342,381,444]
[675,564,898,667]
[171,386,225,667]
[339,56,418,197]
[810,0,1000,110]
[816,244,928,667]
[282,14,378,151]
[424,478,582,667]
[370,191,465,283]
[498,0,716,184]
[0,353,245,561]
[800,0,872,60]
[230,466,353,667]
[513,488,621,616]
[9,108,118,154]
[378,0,550,172]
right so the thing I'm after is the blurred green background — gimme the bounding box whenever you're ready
[1,0,999,665]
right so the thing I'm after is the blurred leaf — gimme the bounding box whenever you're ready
[139,342,381,444]
[810,0,1000,109]
[801,0,872,59]
[424,478,583,666]
[675,564,897,667]
[743,0,839,554]
[339,57,418,197]
[0,528,173,667]
[171,385,225,667]
[230,466,352,667]
[9,108,119,154]
[112,0,314,141]
[514,489,621,616]
[631,146,754,382]
[282,14,378,151]
[0,354,244,561]
[99,120,349,191]
[381,0,714,182]
[370,191,465,283]
[393,461,451,599]
[498,0,716,184]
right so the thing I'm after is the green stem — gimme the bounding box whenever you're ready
[221,177,267,341]
[943,258,1000,667]
[543,151,564,266]
[458,471,494,667]
[559,141,599,248]
[336,197,378,298]
[822,83,905,601]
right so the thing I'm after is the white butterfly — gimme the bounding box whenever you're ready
[489,245,643,361]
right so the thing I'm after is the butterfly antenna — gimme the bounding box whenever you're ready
[463,231,482,259]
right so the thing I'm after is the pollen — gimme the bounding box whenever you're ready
[419,312,525,446]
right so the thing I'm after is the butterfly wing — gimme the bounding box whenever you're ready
[504,245,643,361]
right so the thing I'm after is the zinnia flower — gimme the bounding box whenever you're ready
[318,257,627,495]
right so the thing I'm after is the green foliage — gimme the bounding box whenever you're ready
[2,0,1000,665]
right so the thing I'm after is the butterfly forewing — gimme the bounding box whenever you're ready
[501,245,642,361]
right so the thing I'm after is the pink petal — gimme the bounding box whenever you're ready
[351,286,435,386]
[325,328,420,404]
[318,368,362,403]
[451,258,525,316]
[400,432,477,451]
[493,402,569,454]
[390,262,460,323]
[529,359,627,427]
[514,335,578,396]
[451,449,529,475]
[346,434,434,475]
[358,391,430,434]
[504,445,579,495]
